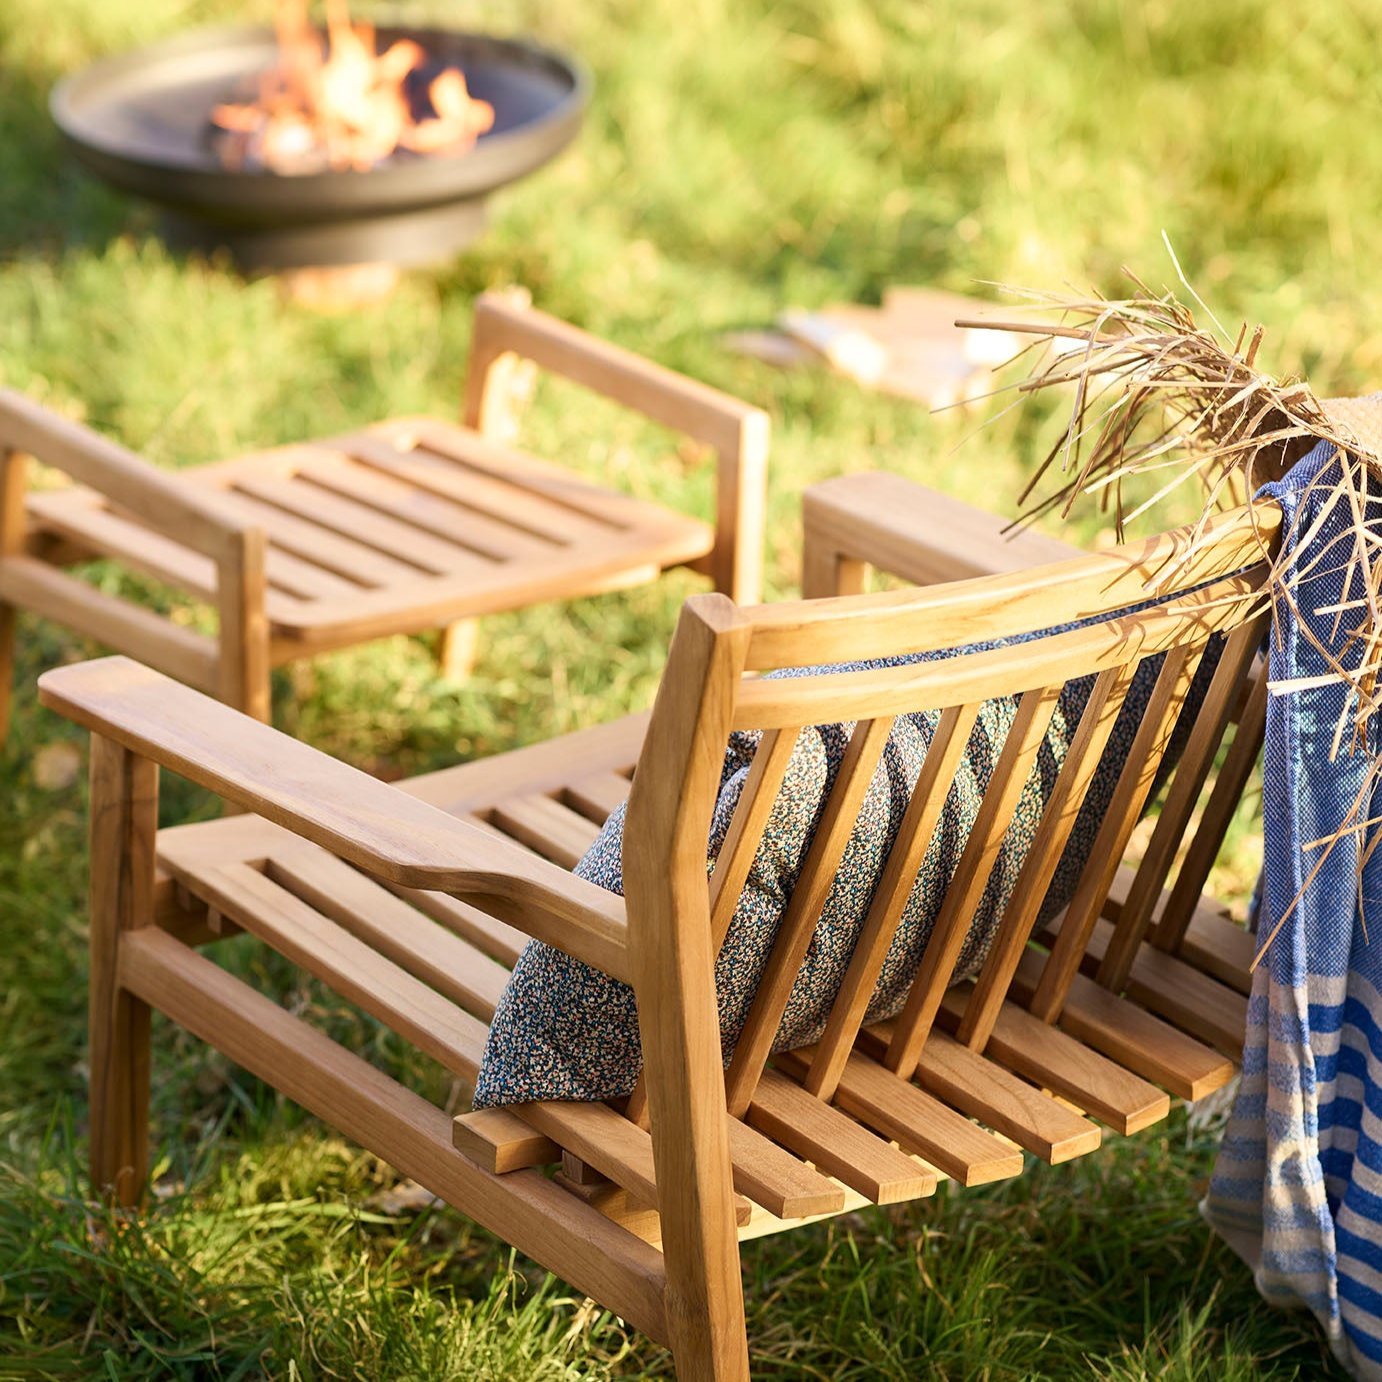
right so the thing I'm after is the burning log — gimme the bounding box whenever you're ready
[210,0,495,175]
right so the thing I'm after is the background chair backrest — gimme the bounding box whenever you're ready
[623,502,1280,1125]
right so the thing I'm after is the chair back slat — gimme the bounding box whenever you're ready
[1152,660,1269,953]
[955,661,1138,1050]
[621,501,1278,1146]
[709,727,799,948]
[803,701,983,1100]
[883,683,1065,1079]
[1026,639,1213,1022]
[1095,612,1270,990]
[723,715,895,1116]
[624,727,802,1131]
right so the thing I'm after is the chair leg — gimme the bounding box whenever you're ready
[87,736,157,1206]
[0,598,14,744]
[0,450,26,745]
[438,619,480,680]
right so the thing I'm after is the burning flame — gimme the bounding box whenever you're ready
[211,0,495,174]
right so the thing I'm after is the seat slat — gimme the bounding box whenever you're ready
[290,456,508,568]
[864,1021,1101,1163]
[1101,865,1254,994]
[516,1100,753,1228]
[937,987,1169,1136]
[223,488,414,588]
[725,1119,846,1219]
[385,885,528,969]
[489,794,602,870]
[748,1068,937,1204]
[265,847,510,1022]
[343,433,568,559]
[1056,915,1247,1058]
[234,475,467,577]
[398,710,649,814]
[778,1047,1024,1187]
[407,420,657,531]
[398,440,614,543]
[235,473,486,577]
[1176,910,1255,995]
[560,772,632,825]
[167,860,489,1080]
[453,1106,559,1173]
[1012,949,1233,1101]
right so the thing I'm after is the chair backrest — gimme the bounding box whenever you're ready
[621,501,1280,1122]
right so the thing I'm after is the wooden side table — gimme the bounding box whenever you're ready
[801,471,1080,597]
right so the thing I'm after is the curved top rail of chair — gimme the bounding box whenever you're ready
[741,500,1283,670]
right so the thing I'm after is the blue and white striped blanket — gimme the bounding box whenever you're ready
[1204,441,1382,1379]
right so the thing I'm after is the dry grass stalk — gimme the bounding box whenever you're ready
[963,272,1382,962]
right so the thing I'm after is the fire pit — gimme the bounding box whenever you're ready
[50,15,588,272]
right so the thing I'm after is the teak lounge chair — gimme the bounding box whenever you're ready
[41,490,1276,1380]
[0,291,769,740]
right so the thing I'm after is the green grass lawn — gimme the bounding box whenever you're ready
[1,0,1374,1375]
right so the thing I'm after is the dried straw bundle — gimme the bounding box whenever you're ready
[966,272,1382,954]
[963,273,1382,752]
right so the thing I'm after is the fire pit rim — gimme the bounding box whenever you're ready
[49,22,591,208]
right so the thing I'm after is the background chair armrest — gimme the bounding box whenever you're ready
[801,472,1082,598]
[1,391,270,714]
[463,290,770,604]
[39,656,630,980]
[0,390,254,562]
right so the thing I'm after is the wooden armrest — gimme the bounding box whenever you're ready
[464,291,767,458]
[39,656,630,980]
[464,292,769,603]
[0,390,252,563]
[803,473,1081,590]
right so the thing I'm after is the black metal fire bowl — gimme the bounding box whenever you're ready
[50,24,589,269]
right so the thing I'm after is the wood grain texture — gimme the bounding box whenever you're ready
[748,504,1279,673]
[805,702,980,1100]
[884,684,1063,1078]
[778,1046,1023,1187]
[460,290,769,605]
[87,737,157,1205]
[52,473,1284,1378]
[747,1068,936,1204]
[937,988,1170,1135]
[723,714,894,1116]
[37,657,632,979]
[120,928,671,1345]
[958,664,1136,1050]
[622,594,753,1380]
[802,474,1079,595]
[0,447,25,740]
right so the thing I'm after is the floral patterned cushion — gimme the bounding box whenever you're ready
[472,626,1215,1108]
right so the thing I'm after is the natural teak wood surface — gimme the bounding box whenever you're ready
[0,290,770,740]
[42,481,1279,1380]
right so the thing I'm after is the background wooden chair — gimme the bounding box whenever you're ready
[40,489,1276,1380]
[0,291,769,739]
